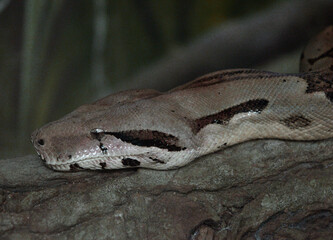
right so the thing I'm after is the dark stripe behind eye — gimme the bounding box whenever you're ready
[106,130,186,152]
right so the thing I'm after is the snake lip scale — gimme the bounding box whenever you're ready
[32,26,333,171]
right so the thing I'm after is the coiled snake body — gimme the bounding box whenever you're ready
[32,26,333,171]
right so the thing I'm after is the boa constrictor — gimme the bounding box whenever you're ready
[32,26,333,171]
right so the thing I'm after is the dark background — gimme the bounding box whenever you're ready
[0,0,331,158]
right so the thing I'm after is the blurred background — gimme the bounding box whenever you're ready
[0,0,332,158]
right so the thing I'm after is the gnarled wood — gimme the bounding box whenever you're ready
[1,138,333,239]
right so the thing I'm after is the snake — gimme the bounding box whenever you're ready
[31,26,333,171]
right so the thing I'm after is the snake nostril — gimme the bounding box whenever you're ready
[37,139,45,146]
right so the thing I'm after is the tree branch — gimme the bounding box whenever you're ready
[1,138,333,239]
[113,0,333,92]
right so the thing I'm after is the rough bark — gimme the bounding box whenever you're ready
[1,138,333,239]
[113,0,333,92]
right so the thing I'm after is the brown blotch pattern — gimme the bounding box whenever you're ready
[70,163,83,171]
[307,48,333,66]
[107,130,186,151]
[194,99,269,133]
[99,143,108,154]
[282,115,311,129]
[100,162,106,169]
[302,71,333,102]
[122,158,141,167]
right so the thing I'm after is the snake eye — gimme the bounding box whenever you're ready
[37,139,45,146]
[90,128,105,140]
[90,128,105,134]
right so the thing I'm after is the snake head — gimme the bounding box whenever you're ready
[31,90,195,171]
[30,109,120,171]
[30,108,153,171]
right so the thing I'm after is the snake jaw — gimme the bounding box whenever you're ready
[31,125,175,171]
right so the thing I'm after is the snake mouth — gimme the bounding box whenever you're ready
[35,150,47,163]
[44,156,121,171]
[45,163,73,171]
[45,161,104,172]
[41,153,147,171]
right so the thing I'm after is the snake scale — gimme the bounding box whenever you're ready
[32,26,333,171]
